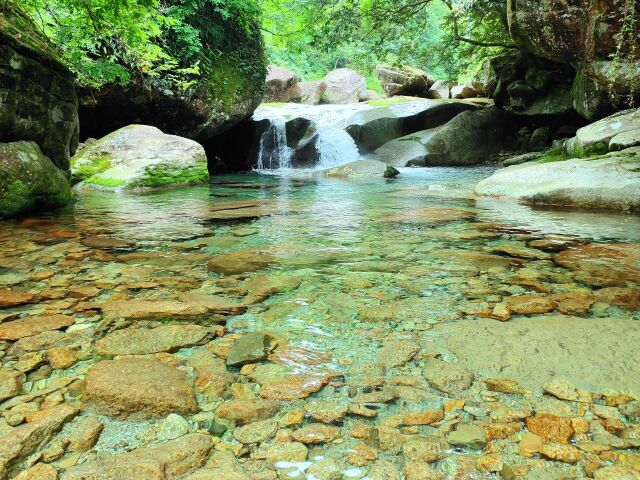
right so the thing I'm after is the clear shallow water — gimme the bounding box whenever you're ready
[2,167,640,478]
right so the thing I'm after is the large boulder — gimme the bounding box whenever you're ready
[77,11,266,142]
[507,0,640,96]
[0,3,79,172]
[475,148,640,212]
[428,80,452,99]
[263,65,301,103]
[374,64,434,97]
[346,99,478,152]
[572,71,614,121]
[377,107,519,167]
[322,69,368,104]
[71,125,209,190]
[565,109,640,157]
[0,141,73,218]
[298,81,327,105]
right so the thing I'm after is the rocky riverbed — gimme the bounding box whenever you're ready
[0,170,639,479]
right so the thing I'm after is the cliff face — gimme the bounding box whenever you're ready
[507,0,640,95]
[0,2,79,171]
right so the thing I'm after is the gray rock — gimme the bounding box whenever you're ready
[346,99,477,152]
[322,69,368,104]
[71,125,208,190]
[375,64,434,97]
[377,106,518,167]
[324,160,399,179]
[0,141,74,218]
[226,332,273,367]
[428,80,452,99]
[565,109,640,157]
[264,65,301,103]
[298,80,327,105]
[451,83,478,99]
[475,148,640,212]
[572,71,613,121]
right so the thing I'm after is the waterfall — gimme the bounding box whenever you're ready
[253,103,372,172]
[256,119,293,170]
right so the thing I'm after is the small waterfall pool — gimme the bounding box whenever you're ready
[252,103,374,173]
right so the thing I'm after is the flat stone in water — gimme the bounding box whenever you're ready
[0,291,35,308]
[207,249,275,275]
[226,332,272,367]
[0,314,75,341]
[95,324,213,356]
[84,358,198,418]
[386,207,476,224]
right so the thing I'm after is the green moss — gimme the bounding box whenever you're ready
[367,97,413,107]
[71,154,112,184]
[84,176,126,188]
[131,160,210,188]
[260,102,288,107]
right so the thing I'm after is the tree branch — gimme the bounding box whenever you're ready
[443,0,518,49]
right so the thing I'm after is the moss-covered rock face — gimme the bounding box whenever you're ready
[0,142,74,218]
[71,125,209,191]
[77,18,267,143]
[507,0,640,96]
[0,2,79,171]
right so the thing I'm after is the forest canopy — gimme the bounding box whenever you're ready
[20,0,510,89]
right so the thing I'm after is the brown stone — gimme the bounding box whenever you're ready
[291,424,341,444]
[97,300,209,321]
[544,379,592,403]
[553,291,596,315]
[65,416,103,452]
[539,443,581,463]
[0,404,77,477]
[505,295,556,315]
[0,291,35,308]
[596,288,640,311]
[519,432,543,457]
[96,325,212,356]
[482,377,525,395]
[387,207,475,225]
[402,408,444,426]
[490,303,511,321]
[206,250,275,275]
[525,413,574,444]
[0,370,23,402]
[46,347,77,370]
[84,358,197,418]
[378,339,419,368]
[14,464,57,480]
[215,399,282,425]
[554,244,640,287]
[0,315,75,341]
[188,349,233,402]
[258,373,334,400]
[59,433,211,480]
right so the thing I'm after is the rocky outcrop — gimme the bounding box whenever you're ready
[0,142,73,218]
[71,125,209,190]
[377,106,519,167]
[565,109,640,157]
[475,147,640,212]
[375,64,434,97]
[428,80,452,100]
[0,2,79,171]
[322,69,368,104]
[507,0,640,96]
[77,13,266,142]
[263,65,301,103]
[346,99,478,152]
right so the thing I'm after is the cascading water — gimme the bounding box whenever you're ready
[253,103,373,172]
[256,119,293,170]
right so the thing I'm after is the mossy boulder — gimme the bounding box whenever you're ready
[0,2,79,171]
[324,160,399,179]
[71,125,209,191]
[0,141,73,218]
[77,14,266,143]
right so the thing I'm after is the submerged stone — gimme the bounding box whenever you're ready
[84,358,198,418]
